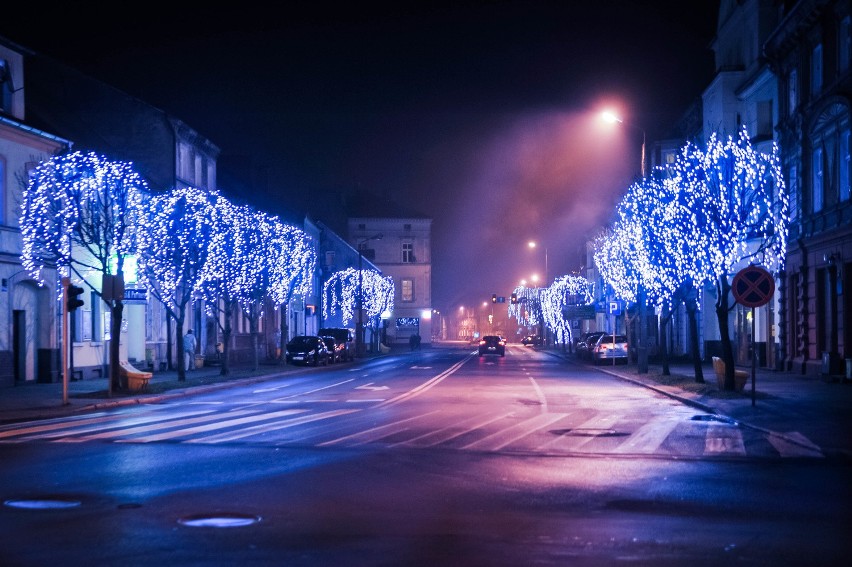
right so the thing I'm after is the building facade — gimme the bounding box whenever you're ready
[766,0,851,376]
[348,217,432,347]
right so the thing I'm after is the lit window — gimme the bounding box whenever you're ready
[401,278,414,302]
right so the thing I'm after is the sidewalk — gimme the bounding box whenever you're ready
[552,350,852,460]
[0,360,315,425]
[2,346,851,461]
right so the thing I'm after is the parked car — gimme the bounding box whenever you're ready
[285,335,330,366]
[576,331,606,360]
[478,335,506,357]
[320,335,342,363]
[592,334,628,365]
[318,328,355,361]
[521,335,542,346]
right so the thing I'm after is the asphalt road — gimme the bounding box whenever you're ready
[2,346,850,566]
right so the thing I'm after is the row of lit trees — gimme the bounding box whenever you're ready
[20,151,389,390]
[508,275,593,347]
[593,128,788,388]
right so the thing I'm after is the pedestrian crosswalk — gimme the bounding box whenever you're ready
[0,403,824,459]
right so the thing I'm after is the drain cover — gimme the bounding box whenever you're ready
[4,498,81,510]
[550,428,629,437]
[691,414,737,425]
[178,513,261,527]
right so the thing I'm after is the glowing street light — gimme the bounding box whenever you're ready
[527,241,548,287]
[600,110,646,178]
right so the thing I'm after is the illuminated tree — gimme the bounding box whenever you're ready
[268,218,315,365]
[136,186,224,381]
[508,284,541,328]
[541,274,593,347]
[669,128,788,389]
[595,128,788,388]
[20,151,148,391]
[323,267,395,327]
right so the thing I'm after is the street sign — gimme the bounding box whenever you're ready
[732,265,775,308]
[563,305,596,320]
[608,301,622,315]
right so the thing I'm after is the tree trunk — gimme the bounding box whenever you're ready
[166,314,173,371]
[279,304,288,365]
[685,297,704,383]
[659,305,672,376]
[250,309,259,371]
[109,300,124,391]
[715,276,736,390]
[220,302,232,376]
[176,315,186,382]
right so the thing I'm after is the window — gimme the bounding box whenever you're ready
[401,278,414,302]
[813,147,824,212]
[757,100,773,139]
[840,17,850,73]
[841,129,850,202]
[811,43,823,96]
[788,165,798,223]
[402,242,414,263]
[788,69,798,113]
[0,157,5,226]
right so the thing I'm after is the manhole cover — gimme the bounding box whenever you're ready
[549,428,629,437]
[691,414,737,425]
[178,513,261,528]
[4,498,81,510]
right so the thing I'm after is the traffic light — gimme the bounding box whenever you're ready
[67,283,85,312]
[511,293,518,304]
[492,294,497,303]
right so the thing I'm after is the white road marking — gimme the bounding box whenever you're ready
[391,411,515,447]
[461,413,567,451]
[271,379,354,401]
[612,416,681,454]
[186,409,360,444]
[767,431,823,458]
[704,424,746,455]
[75,409,304,443]
[355,383,389,391]
[317,410,443,446]
[377,355,472,407]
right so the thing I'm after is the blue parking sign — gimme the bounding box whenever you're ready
[608,301,621,315]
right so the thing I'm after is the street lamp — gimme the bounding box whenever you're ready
[528,241,548,345]
[527,241,548,286]
[601,110,646,178]
[357,233,382,357]
[601,110,649,373]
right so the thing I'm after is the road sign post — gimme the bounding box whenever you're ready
[732,265,775,407]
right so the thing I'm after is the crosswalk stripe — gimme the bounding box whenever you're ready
[612,416,681,454]
[186,409,361,444]
[767,432,823,458]
[704,424,746,455]
[317,410,442,446]
[461,413,567,451]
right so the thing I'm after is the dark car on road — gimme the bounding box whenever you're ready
[478,335,506,357]
[522,335,542,346]
[285,335,330,366]
[318,328,355,362]
[320,335,342,363]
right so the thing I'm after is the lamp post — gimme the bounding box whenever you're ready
[528,241,548,345]
[357,233,382,357]
[601,110,649,373]
[601,111,646,178]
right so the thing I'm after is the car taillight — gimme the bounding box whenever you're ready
[479,340,486,346]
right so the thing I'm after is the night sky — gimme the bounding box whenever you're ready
[2,1,719,311]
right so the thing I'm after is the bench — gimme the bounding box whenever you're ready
[119,360,153,392]
[711,356,749,391]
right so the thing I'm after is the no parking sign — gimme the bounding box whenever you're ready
[732,265,774,308]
